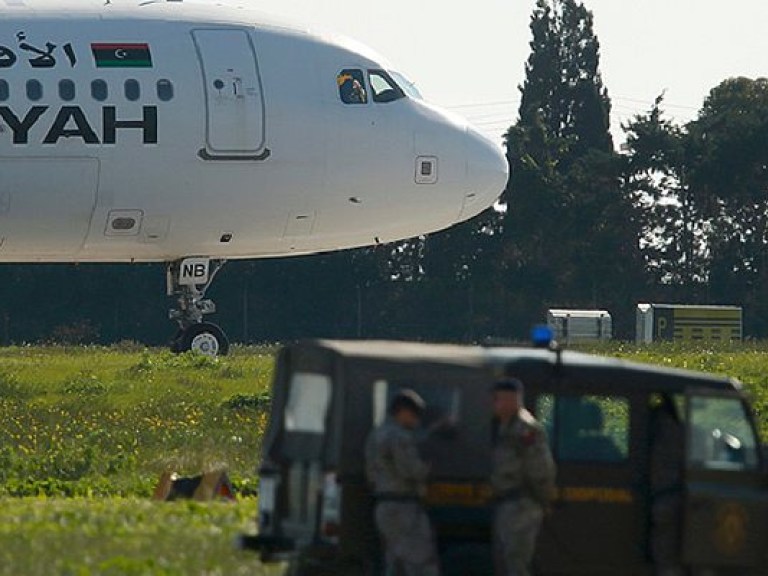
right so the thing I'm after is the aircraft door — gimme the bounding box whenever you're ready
[682,391,768,571]
[192,29,267,159]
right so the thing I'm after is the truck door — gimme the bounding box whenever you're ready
[191,29,267,160]
[534,393,645,572]
[683,391,768,571]
[271,370,334,546]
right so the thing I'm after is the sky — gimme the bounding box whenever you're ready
[251,0,768,145]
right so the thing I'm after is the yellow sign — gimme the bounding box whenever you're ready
[425,484,634,506]
[672,308,742,342]
[425,482,493,507]
[559,486,633,504]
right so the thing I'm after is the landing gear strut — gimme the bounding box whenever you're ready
[167,258,230,356]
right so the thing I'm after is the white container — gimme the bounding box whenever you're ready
[546,309,612,343]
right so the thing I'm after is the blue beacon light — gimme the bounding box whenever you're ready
[531,325,555,348]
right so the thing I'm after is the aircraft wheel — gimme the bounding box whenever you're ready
[177,323,230,356]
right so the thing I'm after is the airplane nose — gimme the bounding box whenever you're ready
[461,128,509,220]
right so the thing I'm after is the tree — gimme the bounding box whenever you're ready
[622,77,768,334]
[622,96,709,294]
[500,0,643,336]
[518,0,613,155]
[686,77,768,330]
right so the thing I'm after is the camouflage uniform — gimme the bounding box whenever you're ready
[492,408,556,576]
[365,419,440,576]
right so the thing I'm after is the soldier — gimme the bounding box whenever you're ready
[365,389,440,576]
[491,378,556,576]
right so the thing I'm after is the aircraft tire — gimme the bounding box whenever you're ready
[177,323,230,357]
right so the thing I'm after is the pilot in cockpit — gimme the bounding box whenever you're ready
[350,79,367,103]
[338,71,368,104]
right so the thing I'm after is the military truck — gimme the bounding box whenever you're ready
[243,340,768,575]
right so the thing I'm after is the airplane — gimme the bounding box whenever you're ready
[0,0,509,355]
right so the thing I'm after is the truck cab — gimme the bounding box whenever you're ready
[244,340,768,576]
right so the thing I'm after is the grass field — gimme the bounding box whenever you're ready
[0,345,274,497]
[0,342,765,574]
[0,345,276,575]
[0,498,278,576]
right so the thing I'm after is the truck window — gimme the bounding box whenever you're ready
[537,394,629,463]
[373,379,460,429]
[688,396,759,471]
[284,372,332,434]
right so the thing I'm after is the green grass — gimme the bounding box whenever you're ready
[0,342,765,574]
[0,345,277,575]
[0,497,286,576]
[0,345,274,496]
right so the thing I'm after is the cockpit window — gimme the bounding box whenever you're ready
[338,69,368,104]
[390,70,423,100]
[368,69,405,103]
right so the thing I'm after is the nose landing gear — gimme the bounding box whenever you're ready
[167,258,230,356]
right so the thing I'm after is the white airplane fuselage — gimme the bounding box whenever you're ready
[0,0,508,263]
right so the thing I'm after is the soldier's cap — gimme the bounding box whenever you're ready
[493,378,524,393]
[389,389,427,416]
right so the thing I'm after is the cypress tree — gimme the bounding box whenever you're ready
[501,0,643,337]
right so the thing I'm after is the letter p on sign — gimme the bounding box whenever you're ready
[179,258,210,286]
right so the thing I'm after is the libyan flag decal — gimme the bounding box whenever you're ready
[91,43,153,68]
